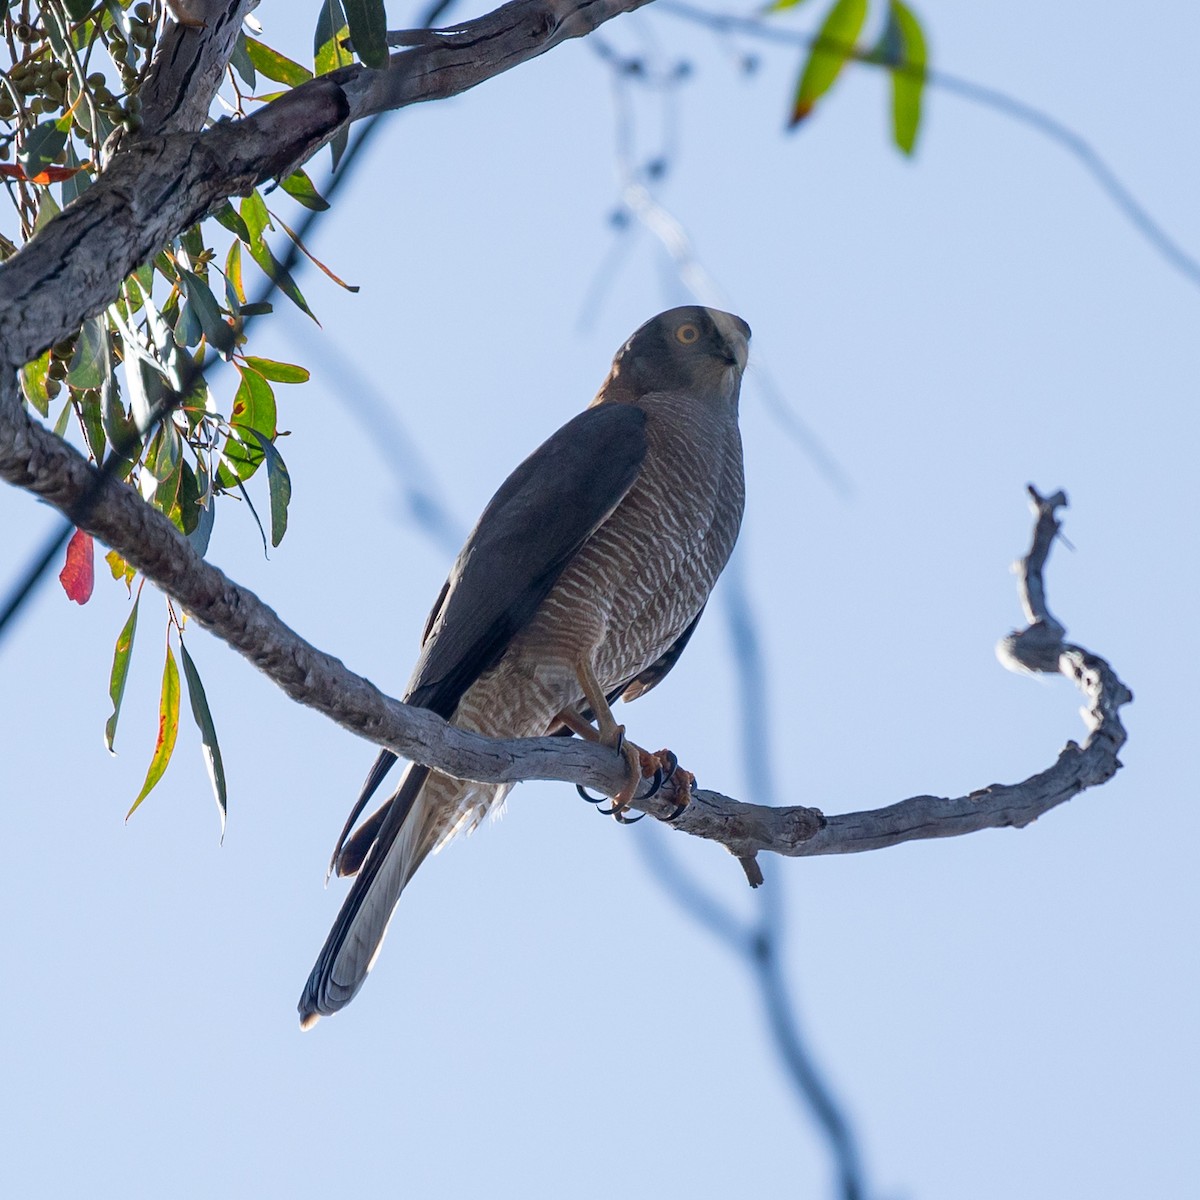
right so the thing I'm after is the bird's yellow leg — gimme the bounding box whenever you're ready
[573,658,643,815]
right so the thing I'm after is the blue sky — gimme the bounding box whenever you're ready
[2,3,1198,1197]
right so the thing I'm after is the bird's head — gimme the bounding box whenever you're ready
[595,306,751,408]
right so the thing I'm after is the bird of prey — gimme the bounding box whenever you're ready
[299,306,750,1028]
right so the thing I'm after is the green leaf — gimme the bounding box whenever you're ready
[179,270,235,353]
[19,120,69,178]
[78,387,106,461]
[763,0,814,11]
[101,345,138,462]
[315,0,353,75]
[231,365,277,436]
[229,31,258,90]
[789,0,868,127]
[328,126,350,172]
[64,0,95,19]
[33,191,61,234]
[127,638,180,818]
[885,0,927,155]
[245,38,313,86]
[187,457,216,556]
[179,640,229,838]
[67,317,109,389]
[280,169,329,212]
[145,422,184,514]
[234,475,271,557]
[239,193,318,321]
[213,200,252,245]
[105,592,140,754]
[225,238,247,307]
[237,302,274,318]
[218,366,277,484]
[61,141,91,206]
[53,399,73,437]
[19,350,52,417]
[105,548,137,591]
[188,495,215,557]
[180,224,204,262]
[344,0,389,69]
[241,356,310,384]
[174,288,203,348]
[273,214,359,292]
[247,428,293,546]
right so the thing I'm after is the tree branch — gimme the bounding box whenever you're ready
[688,485,1132,867]
[0,0,652,369]
[0,0,1131,880]
[137,2,262,140]
[0,316,1132,870]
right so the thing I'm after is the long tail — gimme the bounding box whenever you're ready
[298,764,435,1029]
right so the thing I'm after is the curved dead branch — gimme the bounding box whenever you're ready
[673,486,1132,873]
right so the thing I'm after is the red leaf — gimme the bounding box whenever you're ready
[60,529,95,604]
[0,162,87,184]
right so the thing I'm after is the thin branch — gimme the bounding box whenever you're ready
[659,2,1200,293]
[692,485,1131,865]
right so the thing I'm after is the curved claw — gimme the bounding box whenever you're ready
[576,784,609,806]
[659,750,679,785]
[634,764,665,801]
[613,808,646,824]
[660,759,694,823]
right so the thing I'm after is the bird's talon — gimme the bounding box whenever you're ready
[659,749,679,784]
[614,808,646,824]
[634,765,665,801]
[577,784,609,805]
[659,766,695,823]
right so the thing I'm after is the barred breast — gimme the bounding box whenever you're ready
[428,389,745,846]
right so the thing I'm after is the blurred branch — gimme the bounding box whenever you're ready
[583,35,854,495]
[660,2,1200,292]
[638,549,870,1200]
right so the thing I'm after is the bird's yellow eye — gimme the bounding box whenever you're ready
[675,323,700,345]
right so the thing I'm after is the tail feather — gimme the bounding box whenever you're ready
[298,764,435,1029]
[327,749,398,880]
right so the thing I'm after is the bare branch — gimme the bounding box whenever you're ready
[0,324,1131,872]
[675,485,1132,868]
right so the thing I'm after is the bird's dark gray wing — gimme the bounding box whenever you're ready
[406,402,648,715]
[328,402,648,878]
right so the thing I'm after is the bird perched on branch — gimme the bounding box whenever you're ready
[299,306,750,1028]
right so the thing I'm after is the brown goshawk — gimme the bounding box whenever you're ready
[299,306,750,1027]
